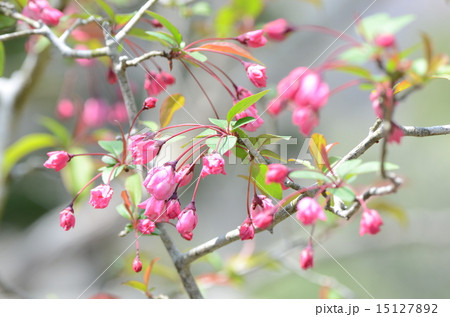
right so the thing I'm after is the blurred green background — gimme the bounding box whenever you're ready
[0,0,449,299]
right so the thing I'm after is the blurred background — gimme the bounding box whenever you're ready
[0,0,449,299]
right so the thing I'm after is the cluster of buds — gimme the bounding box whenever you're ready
[144,71,176,96]
[22,0,64,27]
[267,67,329,136]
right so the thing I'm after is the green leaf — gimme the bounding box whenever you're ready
[123,280,148,293]
[2,133,57,176]
[139,120,159,131]
[254,133,291,146]
[351,161,399,175]
[232,116,256,130]
[0,42,4,77]
[251,164,282,200]
[205,135,237,155]
[339,44,375,65]
[208,118,228,129]
[334,65,373,80]
[101,155,117,165]
[114,12,135,25]
[259,149,285,162]
[95,0,115,20]
[125,173,142,207]
[98,140,123,158]
[329,186,356,203]
[227,90,269,124]
[101,165,125,184]
[61,147,94,197]
[289,170,332,183]
[40,117,71,147]
[185,51,208,63]
[116,203,132,220]
[335,159,362,179]
[145,31,178,48]
[159,94,185,128]
[0,15,16,30]
[360,13,415,42]
[146,11,183,45]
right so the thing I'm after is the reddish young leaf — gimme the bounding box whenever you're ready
[144,257,160,286]
[193,42,261,63]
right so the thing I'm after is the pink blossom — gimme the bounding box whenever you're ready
[143,165,177,200]
[201,153,226,178]
[133,257,142,273]
[176,164,194,187]
[59,206,75,231]
[138,196,166,221]
[239,218,255,240]
[128,134,163,165]
[251,195,275,229]
[23,0,64,27]
[236,30,267,48]
[150,19,163,28]
[158,71,176,85]
[265,164,289,185]
[108,101,128,123]
[263,18,294,41]
[107,67,117,84]
[245,63,267,88]
[300,246,314,270]
[266,98,285,116]
[144,71,175,96]
[137,218,156,235]
[292,107,319,136]
[176,203,198,240]
[375,33,395,48]
[166,199,182,219]
[234,105,264,132]
[143,97,158,109]
[370,83,395,119]
[388,123,404,144]
[359,208,383,236]
[296,197,326,225]
[44,151,70,172]
[82,98,108,127]
[56,99,75,119]
[236,86,253,100]
[89,184,113,209]
[293,72,329,110]
[277,67,310,100]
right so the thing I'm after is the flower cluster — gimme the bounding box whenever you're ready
[22,0,64,27]
[144,71,176,96]
[267,67,329,136]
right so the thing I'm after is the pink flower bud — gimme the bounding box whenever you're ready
[150,19,163,28]
[22,0,63,27]
[143,97,158,109]
[59,206,75,231]
[201,153,226,178]
[143,165,177,200]
[296,197,326,225]
[244,63,267,88]
[236,30,267,48]
[236,86,253,100]
[263,18,294,41]
[239,218,255,240]
[375,33,395,48]
[294,72,329,111]
[176,203,198,240]
[158,71,176,85]
[82,98,108,127]
[292,107,319,136]
[265,164,289,185]
[129,134,163,165]
[251,195,275,229]
[266,98,285,116]
[41,6,64,26]
[137,218,156,235]
[133,256,142,272]
[56,99,75,119]
[276,67,310,100]
[388,123,404,144]
[359,208,383,236]
[176,164,194,187]
[234,105,264,132]
[138,196,166,221]
[300,246,314,270]
[107,67,117,84]
[166,199,182,219]
[145,71,166,96]
[44,151,70,172]
[89,184,114,209]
